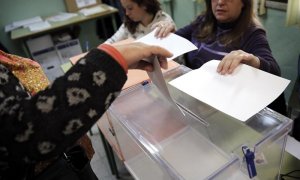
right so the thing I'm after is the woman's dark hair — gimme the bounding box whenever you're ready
[123,0,161,34]
[196,0,261,47]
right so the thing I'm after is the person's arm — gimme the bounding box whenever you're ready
[242,28,281,76]
[158,11,177,30]
[0,49,127,164]
[174,23,195,41]
[0,43,171,169]
[217,28,281,76]
[105,24,129,44]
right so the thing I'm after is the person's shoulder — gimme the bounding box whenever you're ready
[160,10,169,16]
[246,23,266,35]
[119,23,131,33]
[119,23,126,29]
[193,15,205,24]
[247,17,266,32]
[190,14,205,26]
[242,24,267,42]
[196,14,205,20]
[157,10,172,19]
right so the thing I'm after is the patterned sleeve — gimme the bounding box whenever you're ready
[105,24,130,44]
[0,49,127,174]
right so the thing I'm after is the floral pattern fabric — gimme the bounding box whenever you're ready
[0,49,127,179]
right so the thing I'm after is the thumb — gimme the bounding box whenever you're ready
[147,45,173,59]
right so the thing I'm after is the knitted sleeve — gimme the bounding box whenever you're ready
[0,48,127,178]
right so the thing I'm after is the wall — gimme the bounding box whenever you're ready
[0,0,101,57]
[162,0,205,28]
[0,0,66,56]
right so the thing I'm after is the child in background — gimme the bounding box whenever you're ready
[105,0,175,44]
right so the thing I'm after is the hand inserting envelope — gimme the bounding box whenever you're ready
[136,29,290,122]
[136,29,198,118]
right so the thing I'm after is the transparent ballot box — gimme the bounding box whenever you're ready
[108,65,292,180]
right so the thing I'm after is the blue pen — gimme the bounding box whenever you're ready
[141,80,149,86]
[242,146,257,179]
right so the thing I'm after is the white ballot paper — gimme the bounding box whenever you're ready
[136,29,197,117]
[169,60,290,122]
[148,57,186,117]
[136,29,197,60]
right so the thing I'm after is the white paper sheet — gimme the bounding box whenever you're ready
[75,0,97,8]
[147,57,174,102]
[4,23,19,32]
[46,12,78,22]
[12,16,43,27]
[28,21,51,32]
[136,29,197,61]
[147,58,185,118]
[79,5,106,16]
[169,60,290,121]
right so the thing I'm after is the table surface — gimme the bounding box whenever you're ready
[11,4,118,40]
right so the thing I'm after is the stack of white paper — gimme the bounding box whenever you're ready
[46,12,78,22]
[13,16,43,27]
[28,21,51,32]
[79,5,106,16]
[5,16,43,32]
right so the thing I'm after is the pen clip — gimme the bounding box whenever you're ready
[141,80,150,86]
[242,146,257,179]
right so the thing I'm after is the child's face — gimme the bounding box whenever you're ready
[121,0,149,22]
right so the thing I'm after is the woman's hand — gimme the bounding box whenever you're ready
[111,42,173,72]
[152,21,176,38]
[217,50,260,75]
